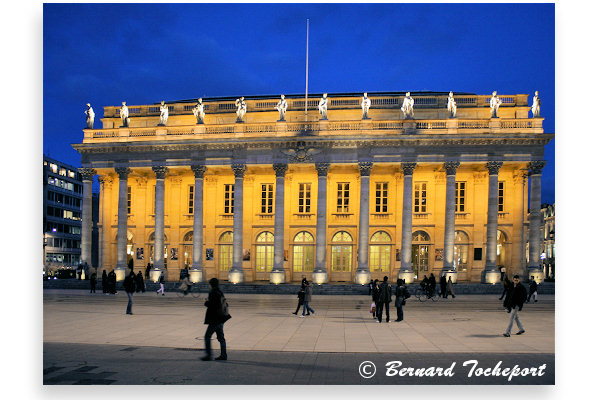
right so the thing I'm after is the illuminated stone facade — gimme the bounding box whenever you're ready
[73,92,552,283]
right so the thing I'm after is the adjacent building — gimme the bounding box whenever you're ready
[73,91,553,283]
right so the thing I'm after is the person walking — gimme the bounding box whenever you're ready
[527,276,538,303]
[371,279,380,319]
[368,279,374,296]
[503,275,528,337]
[292,282,306,315]
[440,275,447,298]
[101,270,108,294]
[301,281,315,317]
[201,278,231,361]
[377,276,393,323]
[145,263,151,279]
[124,271,136,315]
[394,279,411,322]
[156,272,165,296]
[446,276,456,298]
[108,270,117,294]
[499,274,511,300]
[90,272,97,293]
[135,271,145,293]
[428,273,437,298]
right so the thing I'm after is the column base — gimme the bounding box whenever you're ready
[312,271,328,285]
[189,267,203,283]
[354,269,371,285]
[440,269,458,283]
[397,270,415,284]
[270,270,286,285]
[483,270,502,284]
[228,269,245,284]
[149,267,163,283]
[527,268,544,284]
[114,266,127,282]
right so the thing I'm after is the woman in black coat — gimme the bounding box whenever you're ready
[101,270,108,294]
[201,278,231,361]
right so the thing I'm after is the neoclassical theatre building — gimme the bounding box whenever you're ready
[73,91,552,284]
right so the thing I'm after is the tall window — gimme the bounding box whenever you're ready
[414,182,427,213]
[298,183,311,213]
[188,185,194,214]
[224,184,234,214]
[369,231,392,272]
[293,231,314,272]
[255,232,274,272]
[183,231,194,268]
[331,231,353,272]
[455,182,466,212]
[218,231,233,271]
[454,231,469,271]
[127,186,132,214]
[498,181,505,212]
[411,230,431,274]
[375,182,388,213]
[337,183,350,212]
[261,184,274,214]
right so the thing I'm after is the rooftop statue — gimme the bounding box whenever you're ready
[361,93,371,119]
[318,93,328,120]
[447,92,457,118]
[531,91,541,118]
[159,100,169,126]
[490,91,502,118]
[193,98,205,124]
[85,103,95,129]
[120,101,129,127]
[275,94,288,121]
[236,97,247,122]
[401,92,414,119]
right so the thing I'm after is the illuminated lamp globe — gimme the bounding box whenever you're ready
[149,267,162,283]
[270,270,285,285]
[484,270,501,284]
[355,270,371,285]
[312,271,328,285]
[189,268,202,283]
[228,270,244,284]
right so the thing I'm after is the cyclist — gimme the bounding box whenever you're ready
[180,275,192,295]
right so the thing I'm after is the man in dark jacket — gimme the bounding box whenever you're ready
[377,276,393,323]
[292,282,306,315]
[503,275,528,337]
[371,279,380,319]
[527,276,538,303]
[124,271,136,315]
[201,278,231,361]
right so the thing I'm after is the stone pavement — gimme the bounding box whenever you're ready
[43,290,554,384]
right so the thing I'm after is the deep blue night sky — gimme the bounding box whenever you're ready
[43,3,555,203]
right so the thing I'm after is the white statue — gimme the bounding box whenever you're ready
[235,97,247,122]
[159,100,169,126]
[361,92,371,119]
[447,91,457,118]
[490,91,502,118]
[275,94,288,121]
[85,103,95,129]
[120,101,129,127]
[318,93,328,120]
[531,91,541,118]
[401,92,414,119]
[193,98,205,124]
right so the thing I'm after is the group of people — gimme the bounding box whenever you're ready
[369,277,411,323]
[292,276,315,317]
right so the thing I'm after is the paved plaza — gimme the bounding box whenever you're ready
[43,289,554,384]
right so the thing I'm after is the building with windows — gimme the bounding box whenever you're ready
[541,203,555,279]
[73,91,552,283]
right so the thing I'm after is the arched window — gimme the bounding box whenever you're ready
[331,231,353,272]
[454,230,469,271]
[183,231,194,242]
[411,230,431,275]
[255,232,274,272]
[497,230,508,267]
[293,231,314,272]
[369,231,391,272]
[125,231,134,264]
[183,231,193,268]
[218,231,233,272]
[147,232,168,266]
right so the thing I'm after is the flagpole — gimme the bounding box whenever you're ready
[305,19,309,122]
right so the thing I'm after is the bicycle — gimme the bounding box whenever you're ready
[414,286,439,302]
[176,282,202,298]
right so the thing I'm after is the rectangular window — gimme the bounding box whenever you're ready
[224,184,234,214]
[455,182,466,212]
[298,183,311,213]
[498,181,505,212]
[49,163,58,174]
[261,184,274,214]
[375,182,388,213]
[127,186,132,214]
[337,183,350,212]
[59,168,67,176]
[414,182,427,213]
[188,185,194,214]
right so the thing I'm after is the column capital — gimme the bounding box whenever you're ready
[358,161,373,176]
[273,163,288,177]
[443,161,460,176]
[191,165,207,178]
[401,162,417,176]
[78,168,97,181]
[528,160,546,175]
[98,175,113,187]
[315,162,330,177]
[485,161,503,175]
[114,167,131,180]
[231,163,247,178]
[152,166,168,179]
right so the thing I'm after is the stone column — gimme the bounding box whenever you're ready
[151,167,168,281]
[527,161,546,283]
[483,161,503,283]
[271,163,288,284]
[356,161,373,284]
[190,165,206,283]
[515,171,529,279]
[229,164,246,283]
[442,162,460,282]
[79,168,96,271]
[398,162,417,283]
[115,167,131,281]
[313,162,330,284]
